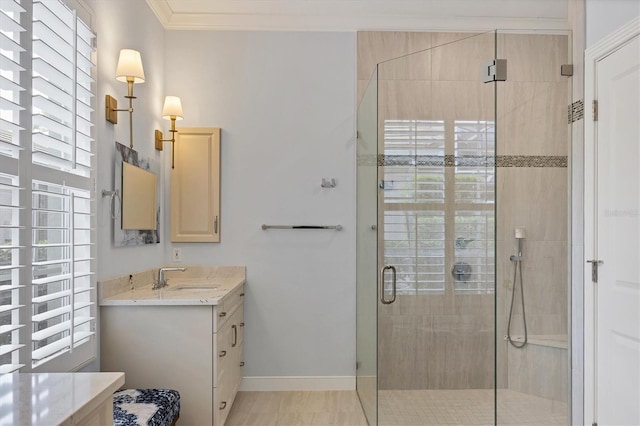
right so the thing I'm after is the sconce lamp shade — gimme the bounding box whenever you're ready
[162,96,184,120]
[115,49,145,83]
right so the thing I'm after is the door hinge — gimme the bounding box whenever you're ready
[587,260,603,283]
[356,361,361,370]
[483,59,507,83]
[592,100,598,121]
[561,64,574,76]
[356,130,360,140]
[592,422,597,426]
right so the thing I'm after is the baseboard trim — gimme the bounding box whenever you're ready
[240,376,356,391]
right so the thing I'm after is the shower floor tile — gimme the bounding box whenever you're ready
[379,389,568,425]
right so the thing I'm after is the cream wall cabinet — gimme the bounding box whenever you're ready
[171,127,221,242]
[101,285,245,425]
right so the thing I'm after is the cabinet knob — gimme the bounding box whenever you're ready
[219,350,227,357]
[240,361,245,367]
[219,401,227,410]
[239,322,245,327]
[239,292,245,297]
[219,311,227,317]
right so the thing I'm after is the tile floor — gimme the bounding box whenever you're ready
[225,389,567,426]
[379,389,567,425]
[225,391,368,426]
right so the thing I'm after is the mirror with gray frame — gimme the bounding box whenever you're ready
[113,142,160,246]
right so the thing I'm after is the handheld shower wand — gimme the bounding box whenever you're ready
[507,227,528,348]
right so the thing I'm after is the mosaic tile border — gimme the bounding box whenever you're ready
[357,155,567,168]
[568,99,584,123]
[495,155,567,168]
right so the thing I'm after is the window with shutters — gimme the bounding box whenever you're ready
[382,119,494,295]
[0,0,96,373]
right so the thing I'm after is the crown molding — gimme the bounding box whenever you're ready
[145,0,569,32]
[162,15,569,32]
[145,0,173,28]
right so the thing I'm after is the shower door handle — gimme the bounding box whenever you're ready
[380,265,397,305]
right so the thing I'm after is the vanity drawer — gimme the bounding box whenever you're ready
[214,305,243,425]
[214,284,244,331]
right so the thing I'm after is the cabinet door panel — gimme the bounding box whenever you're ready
[171,127,221,242]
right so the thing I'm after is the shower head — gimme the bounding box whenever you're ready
[515,227,526,239]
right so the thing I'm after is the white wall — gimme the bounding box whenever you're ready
[93,0,167,278]
[586,0,640,46]
[163,31,357,378]
[82,0,167,372]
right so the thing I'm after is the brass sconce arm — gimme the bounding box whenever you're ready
[155,96,184,169]
[155,117,179,169]
[105,92,135,149]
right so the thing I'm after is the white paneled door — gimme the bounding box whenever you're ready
[592,32,640,426]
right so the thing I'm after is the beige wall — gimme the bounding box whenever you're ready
[357,31,569,398]
[496,33,569,402]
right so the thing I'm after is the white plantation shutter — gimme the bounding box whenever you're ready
[32,0,94,177]
[0,0,25,374]
[31,182,93,365]
[384,210,446,293]
[0,0,25,159]
[0,0,96,373]
[0,174,24,373]
[454,120,495,204]
[383,120,447,294]
[29,0,96,369]
[382,120,445,204]
[382,119,495,295]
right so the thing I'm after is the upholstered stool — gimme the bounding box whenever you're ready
[113,389,180,426]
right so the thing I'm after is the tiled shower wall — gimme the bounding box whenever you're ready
[357,31,569,399]
[496,33,570,404]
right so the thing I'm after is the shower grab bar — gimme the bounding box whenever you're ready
[261,224,343,231]
[380,265,397,304]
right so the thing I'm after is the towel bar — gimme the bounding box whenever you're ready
[261,224,343,231]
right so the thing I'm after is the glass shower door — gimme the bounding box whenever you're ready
[356,29,573,425]
[375,32,497,425]
[356,66,379,425]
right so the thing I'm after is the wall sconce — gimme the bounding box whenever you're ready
[105,49,145,149]
[154,96,183,169]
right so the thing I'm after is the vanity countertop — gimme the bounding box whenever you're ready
[0,372,124,425]
[98,265,246,306]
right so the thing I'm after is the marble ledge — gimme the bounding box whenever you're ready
[0,372,124,426]
[98,265,246,306]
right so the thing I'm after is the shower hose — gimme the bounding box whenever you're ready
[506,253,528,348]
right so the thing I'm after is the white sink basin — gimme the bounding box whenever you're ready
[167,283,219,291]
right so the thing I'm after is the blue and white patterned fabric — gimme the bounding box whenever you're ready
[113,389,180,426]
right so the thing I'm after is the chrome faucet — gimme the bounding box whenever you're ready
[154,267,186,289]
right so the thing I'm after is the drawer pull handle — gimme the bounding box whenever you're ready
[232,324,237,347]
[239,322,245,327]
[240,361,245,367]
[220,401,227,410]
[219,350,227,357]
[240,292,245,297]
[219,311,227,318]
